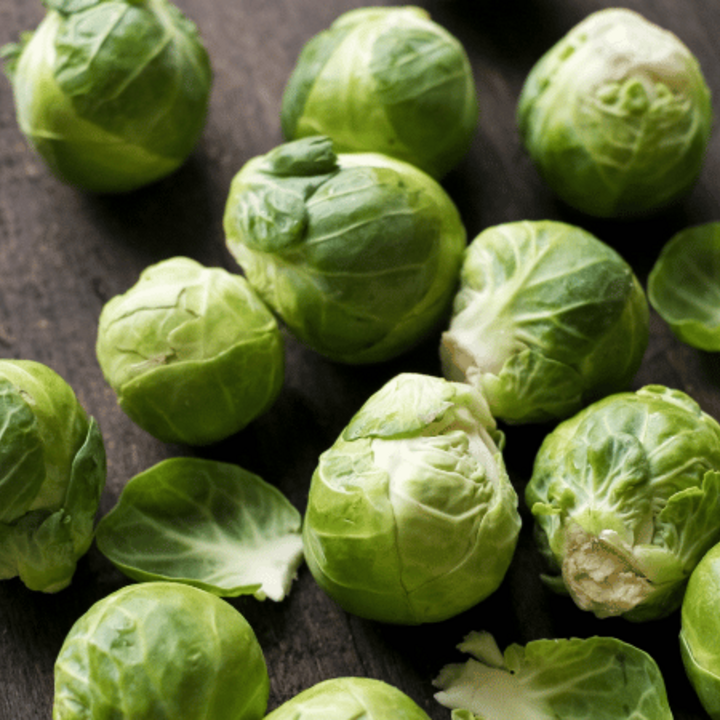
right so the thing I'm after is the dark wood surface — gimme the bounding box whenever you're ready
[1,0,720,717]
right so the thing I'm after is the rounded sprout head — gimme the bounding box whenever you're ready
[53,582,270,720]
[527,385,720,621]
[303,372,521,624]
[2,0,212,193]
[223,136,466,364]
[0,359,106,593]
[517,8,712,217]
[281,6,478,179]
[96,257,284,445]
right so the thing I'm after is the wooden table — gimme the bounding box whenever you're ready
[1,0,719,717]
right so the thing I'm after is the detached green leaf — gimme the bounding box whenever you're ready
[434,631,673,720]
[96,457,304,601]
[648,222,720,351]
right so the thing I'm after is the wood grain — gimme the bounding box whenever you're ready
[0,1,719,718]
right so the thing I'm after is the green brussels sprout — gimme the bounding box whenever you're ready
[303,372,521,624]
[440,220,649,424]
[53,582,270,720]
[526,385,720,621]
[223,136,466,364]
[1,0,212,194]
[265,677,431,720]
[648,222,720,351]
[281,6,478,179]
[517,8,713,218]
[680,541,720,719]
[96,257,284,446]
[434,631,673,720]
[0,359,106,593]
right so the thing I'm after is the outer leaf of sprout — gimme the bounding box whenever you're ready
[434,631,673,720]
[96,457,304,601]
[648,222,720,351]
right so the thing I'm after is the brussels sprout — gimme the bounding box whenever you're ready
[303,372,521,624]
[1,0,211,193]
[517,8,713,218]
[434,631,673,720]
[265,677,431,720]
[281,6,478,179]
[53,582,269,720]
[680,541,720,719]
[223,136,465,364]
[96,457,304,601]
[96,256,284,445]
[440,220,649,424]
[526,385,720,621]
[648,222,720,351]
[0,359,106,593]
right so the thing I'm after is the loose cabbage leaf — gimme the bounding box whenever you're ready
[96,457,304,601]
[648,222,720,351]
[434,631,673,720]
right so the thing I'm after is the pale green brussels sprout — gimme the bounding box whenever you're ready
[680,541,720,719]
[265,677,431,720]
[648,222,720,351]
[96,257,284,446]
[1,0,211,193]
[303,372,521,625]
[434,631,673,720]
[281,6,478,179]
[223,136,466,364]
[517,8,713,218]
[440,220,649,424]
[526,385,720,621]
[53,582,270,720]
[0,359,106,593]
